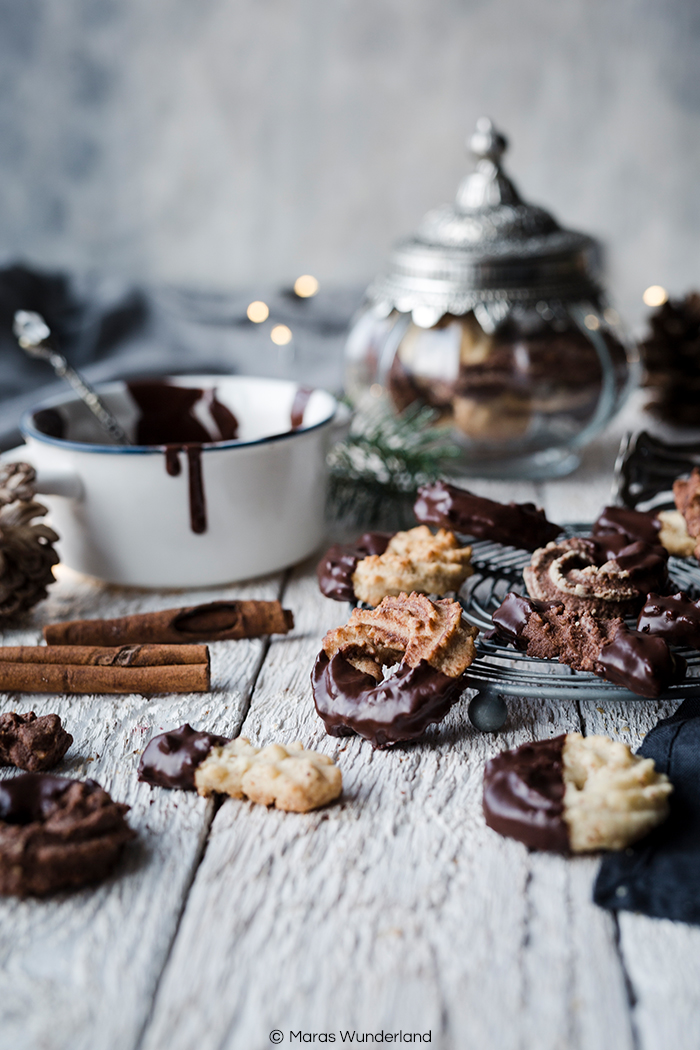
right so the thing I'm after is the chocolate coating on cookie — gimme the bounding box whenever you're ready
[597,624,686,699]
[0,712,73,772]
[311,651,465,748]
[414,480,561,551]
[491,593,562,650]
[483,736,569,852]
[0,774,134,896]
[637,592,700,649]
[592,506,661,546]
[316,532,393,601]
[595,534,668,596]
[491,592,684,696]
[138,723,230,790]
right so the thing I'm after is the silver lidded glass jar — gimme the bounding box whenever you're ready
[345,118,636,478]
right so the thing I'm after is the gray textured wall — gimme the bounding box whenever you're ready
[1,0,699,326]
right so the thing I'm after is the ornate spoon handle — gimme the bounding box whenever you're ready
[13,310,131,446]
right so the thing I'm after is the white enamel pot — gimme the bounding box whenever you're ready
[2,375,338,588]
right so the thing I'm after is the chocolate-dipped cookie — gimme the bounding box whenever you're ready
[319,526,473,608]
[637,591,700,649]
[523,535,667,618]
[317,532,393,601]
[139,725,342,812]
[483,734,672,853]
[592,505,661,546]
[138,723,230,789]
[414,480,561,551]
[0,712,72,772]
[0,773,134,896]
[312,592,477,747]
[673,468,700,561]
[492,592,686,698]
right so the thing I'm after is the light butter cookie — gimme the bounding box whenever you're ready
[483,733,672,853]
[195,740,342,813]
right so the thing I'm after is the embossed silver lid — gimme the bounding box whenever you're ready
[367,118,602,328]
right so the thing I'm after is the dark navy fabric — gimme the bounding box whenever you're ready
[594,698,700,924]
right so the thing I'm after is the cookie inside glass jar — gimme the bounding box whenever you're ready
[386,306,622,447]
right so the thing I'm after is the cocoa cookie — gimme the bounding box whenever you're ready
[492,593,685,698]
[523,536,667,618]
[483,734,672,853]
[312,592,477,747]
[0,773,135,896]
[637,592,700,649]
[414,480,561,551]
[0,712,72,772]
[138,723,230,790]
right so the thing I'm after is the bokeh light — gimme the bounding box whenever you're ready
[293,275,319,298]
[247,301,269,323]
[643,285,668,308]
[584,314,600,331]
[271,324,293,345]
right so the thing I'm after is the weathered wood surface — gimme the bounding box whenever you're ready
[2,406,700,1050]
[0,566,285,1050]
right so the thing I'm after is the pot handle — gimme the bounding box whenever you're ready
[0,446,84,500]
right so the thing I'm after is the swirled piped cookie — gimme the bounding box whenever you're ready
[483,733,672,853]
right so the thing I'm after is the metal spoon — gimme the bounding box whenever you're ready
[13,310,131,445]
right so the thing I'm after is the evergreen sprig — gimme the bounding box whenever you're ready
[326,403,459,531]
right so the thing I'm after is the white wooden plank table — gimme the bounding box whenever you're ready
[1,396,699,1050]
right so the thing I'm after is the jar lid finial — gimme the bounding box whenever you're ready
[469,117,508,165]
[457,116,520,210]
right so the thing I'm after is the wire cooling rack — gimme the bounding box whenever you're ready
[459,524,700,731]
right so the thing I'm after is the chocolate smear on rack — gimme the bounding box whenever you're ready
[414,480,562,551]
[127,380,239,535]
[138,724,230,790]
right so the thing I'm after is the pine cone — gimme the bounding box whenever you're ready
[641,292,700,425]
[0,462,59,625]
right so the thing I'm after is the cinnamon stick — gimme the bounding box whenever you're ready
[43,600,294,647]
[0,644,209,694]
[0,645,207,665]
